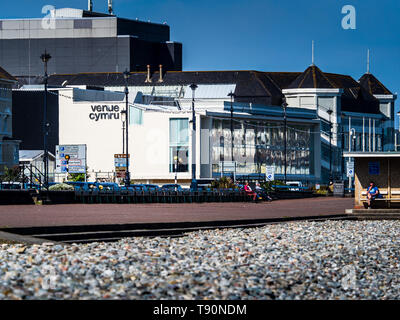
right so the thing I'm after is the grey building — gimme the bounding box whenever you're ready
[0,7,182,80]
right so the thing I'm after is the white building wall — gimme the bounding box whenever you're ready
[58,88,125,174]
[130,111,193,181]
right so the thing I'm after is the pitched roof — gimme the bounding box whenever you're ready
[287,65,335,89]
[359,73,393,95]
[0,66,17,82]
[39,68,387,115]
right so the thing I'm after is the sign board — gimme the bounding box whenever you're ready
[368,161,380,175]
[346,161,354,178]
[56,144,87,174]
[114,154,130,167]
[265,166,275,181]
[219,161,236,173]
[333,182,345,197]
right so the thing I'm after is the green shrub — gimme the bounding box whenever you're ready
[211,177,236,189]
[49,183,74,191]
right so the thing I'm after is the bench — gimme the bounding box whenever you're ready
[360,189,400,208]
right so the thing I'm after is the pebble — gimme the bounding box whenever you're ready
[0,220,400,299]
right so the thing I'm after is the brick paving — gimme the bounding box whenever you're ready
[0,197,353,228]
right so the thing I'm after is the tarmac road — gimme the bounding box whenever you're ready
[0,197,353,228]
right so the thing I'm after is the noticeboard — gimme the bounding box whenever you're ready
[368,161,380,175]
[56,145,87,174]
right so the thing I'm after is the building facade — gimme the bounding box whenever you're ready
[283,65,397,182]
[12,84,321,185]
[0,7,182,80]
[0,66,19,175]
[45,66,396,183]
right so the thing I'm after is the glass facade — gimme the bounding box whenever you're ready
[210,119,314,177]
[169,118,189,173]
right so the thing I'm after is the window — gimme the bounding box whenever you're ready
[74,19,92,29]
[169,118,189,172]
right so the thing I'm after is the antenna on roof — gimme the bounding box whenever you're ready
[88,0,93,11]
[108,0,113,14]
[367,49,370,74]
[311,40,315,66]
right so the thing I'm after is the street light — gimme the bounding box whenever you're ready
[189,83,198,190]
[123,69,131,187]
[282,98,288,184]
[174,148,179,187]
[396,111,400,151]
[327,109,333,182]
[228,91,236,182]
[121,120,125,154]
[41,50,51,189]
[227,91,235,161]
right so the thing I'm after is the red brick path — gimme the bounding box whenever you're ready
[0,197,353,228]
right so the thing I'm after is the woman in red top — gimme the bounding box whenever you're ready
[244,181,258,201]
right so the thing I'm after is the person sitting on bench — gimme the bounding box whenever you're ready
[244,181,259,201]
[366,181,380,209]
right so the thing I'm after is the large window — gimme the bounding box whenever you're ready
[210,119,314,177]
[169,118,189,172]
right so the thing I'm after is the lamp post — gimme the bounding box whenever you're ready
[174,147,179,187]
[121,120,125,154]
[327,109,333,182]
[41,50,51,189]
[396,111,400,151]
[123,69,131,187]
[228,91,236,182]
[282,98,288,184]
[190,83,198,190]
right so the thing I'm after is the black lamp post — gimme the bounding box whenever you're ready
[282,98,288,184]
[228,91,236,182]
[123,69,131,187]
[189,83,198,190]
[228,91,235,161]
[41,50,51,189]
[122,120,125,154]
[327,109,333,182]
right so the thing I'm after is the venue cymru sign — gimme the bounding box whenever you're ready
[89,105,121,121]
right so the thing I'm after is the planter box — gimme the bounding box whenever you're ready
[0,190,35,205]
[41,191,77,204]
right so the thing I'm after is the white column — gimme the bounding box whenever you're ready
[362,117,365,152]
[348,117,351,152]
[373,119,376,152]
[369,118,371,151]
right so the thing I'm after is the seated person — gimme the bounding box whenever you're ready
[244,181,259,201]
[366,181,381,208]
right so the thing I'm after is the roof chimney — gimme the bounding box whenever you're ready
[88,0,93,11]
[108,0,113,14]
[158,64,164,83]
[145,65,152,83]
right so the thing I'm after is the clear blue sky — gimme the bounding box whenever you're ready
[3,0,400,124]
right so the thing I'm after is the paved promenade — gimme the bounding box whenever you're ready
[0,197,353,228]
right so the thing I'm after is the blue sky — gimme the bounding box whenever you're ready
[3,0,400,123]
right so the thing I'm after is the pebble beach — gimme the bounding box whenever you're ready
[0,220,399,300]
